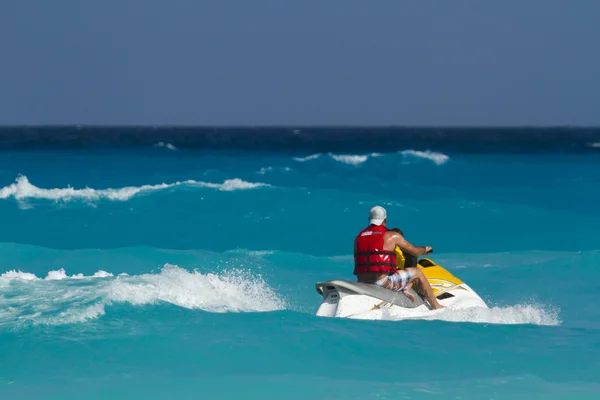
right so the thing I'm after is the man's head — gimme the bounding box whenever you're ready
[390,227,404,236]
[369,205,387,226]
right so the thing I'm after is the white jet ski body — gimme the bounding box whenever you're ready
[315,258,488,320]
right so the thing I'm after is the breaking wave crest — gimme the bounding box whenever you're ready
[292,151,448,166]
[293,154,321,162]
[0,264,286,327]
[1,268,114,281]
[154,142,177,150]
[400,150,449,165]
[0,175,271,203]
[329,154,369,166]
[293,152,382,166]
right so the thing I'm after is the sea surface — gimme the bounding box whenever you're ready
[1,127,599,399]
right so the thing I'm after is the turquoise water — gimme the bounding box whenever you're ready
[1,132,600,399]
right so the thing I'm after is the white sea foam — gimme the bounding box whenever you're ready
[328,154,369,166]
[0,270,38,281]
[587,142,600,148]
[1,268,114,281]
[258,167,273,175]
[294,151,415,166]
[247,250,275,257]
[400,150,450,165]
[257,166,292,175]
[34,304,108,325]
[0,264,286,326]
[43,268,114,280]
[358,302,560,326]
[154,142,177,150]
[107,264,283,312]
[0,175,270,203]
[293,154,321,162]
[294,152,377,166]
[418,303,560,326]
[45,269,69,280]
[93,270,113,278]
[216,178,270,191]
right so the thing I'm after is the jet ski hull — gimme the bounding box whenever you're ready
[315,258,488,319]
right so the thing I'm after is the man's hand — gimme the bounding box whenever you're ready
[388,231,433,257]
[402,290,416,303]
[402,281,415,302]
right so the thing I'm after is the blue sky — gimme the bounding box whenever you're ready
[1,1,599,126]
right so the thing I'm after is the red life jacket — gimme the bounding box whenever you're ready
[353,225,397,274]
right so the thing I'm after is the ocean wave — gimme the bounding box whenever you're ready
[0,175,271,203]
[1,268,114,282]
[293,152,382,166]
[0,264,286,327]
[107,264,284,312]
[0,270,38,281]
[292,151,447,166]
[248,251,275,256]
[293,154,321,162]
[224,248,276,258]
[154,142,177,150]
[257,166,291,175]
[400,150,449,165]
[328,154,369,166]
[258,166,273,175]
[588,142,600,148]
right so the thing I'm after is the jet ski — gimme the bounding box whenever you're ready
[315,258,488,319]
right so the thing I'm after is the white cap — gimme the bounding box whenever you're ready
[369,205,387,225]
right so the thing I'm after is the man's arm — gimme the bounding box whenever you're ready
[389,232,432,257]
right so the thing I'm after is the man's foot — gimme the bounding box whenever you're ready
[431,301,445,310]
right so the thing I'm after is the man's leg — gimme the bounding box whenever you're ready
[374,271,419,303]
[375,270,444,309]
[404,267,444,310]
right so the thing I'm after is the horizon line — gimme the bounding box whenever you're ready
[1,124,599,129]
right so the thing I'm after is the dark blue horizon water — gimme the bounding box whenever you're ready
[1,126,600,153]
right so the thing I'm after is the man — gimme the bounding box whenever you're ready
[353,206,444,310]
